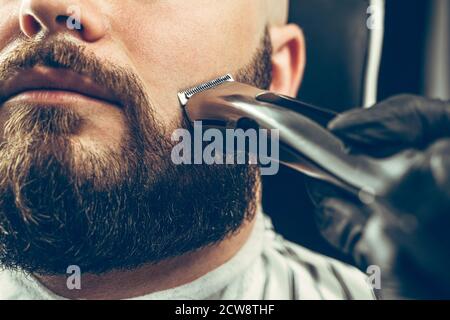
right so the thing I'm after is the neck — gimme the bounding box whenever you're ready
[34,215,257,300]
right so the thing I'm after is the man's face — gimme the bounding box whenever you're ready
[0,1,273,274]
[1,0,270,152]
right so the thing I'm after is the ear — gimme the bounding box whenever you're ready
[269,24,306,97]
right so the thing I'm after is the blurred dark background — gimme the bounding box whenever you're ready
[264,0,450,264]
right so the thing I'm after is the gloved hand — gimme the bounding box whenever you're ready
[307,95,450,299]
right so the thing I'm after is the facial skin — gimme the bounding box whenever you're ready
[0,0,304,298]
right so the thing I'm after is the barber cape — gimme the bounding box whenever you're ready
[0,212,375,300]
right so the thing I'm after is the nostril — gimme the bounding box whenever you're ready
[19,5,105,42]
[55,15,69,25]
[21,14,43,37]
[55,15,83,32]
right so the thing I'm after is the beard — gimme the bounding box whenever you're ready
[0,30,273,275]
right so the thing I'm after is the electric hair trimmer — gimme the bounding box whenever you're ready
[178,74,420,198]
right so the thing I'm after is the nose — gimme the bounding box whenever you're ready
[19,0,107,42]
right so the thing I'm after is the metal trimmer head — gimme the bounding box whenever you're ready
[178,74,235,107]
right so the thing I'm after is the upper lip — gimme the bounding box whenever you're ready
[0,66,121,106]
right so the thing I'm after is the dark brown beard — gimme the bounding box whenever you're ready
[0,30,272,275]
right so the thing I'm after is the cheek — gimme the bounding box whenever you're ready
[0,2,21,53]
[108,1,265,127]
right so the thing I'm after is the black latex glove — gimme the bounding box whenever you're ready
[307,95,450,299]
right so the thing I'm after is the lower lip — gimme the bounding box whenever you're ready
[6,90,118,107]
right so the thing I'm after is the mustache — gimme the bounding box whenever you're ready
[0,36,169,154]
[0,36,148,111]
